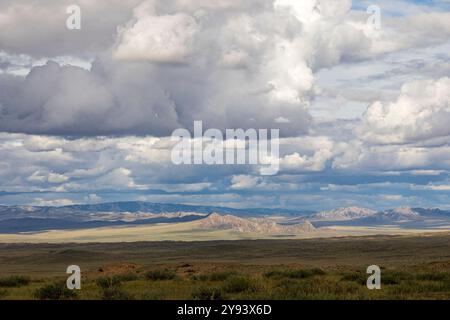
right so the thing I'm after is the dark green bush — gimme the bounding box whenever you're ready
[382,271,411,285]
[101,287,133,300]
[96,277,122,289]
[0,289,7,298]
[194,271,236,281]
[208,271,237,281]
[113,273,138,282]
[265,268,326,280]
[95,276,135,300]
[272,278,362,299]
[146,269,177,281]
[223,276,259,294]
[0,275,30,287]
[34,283,77,300]
[340,272,367,285]
[416,272,450,282]
[192,286,224,300]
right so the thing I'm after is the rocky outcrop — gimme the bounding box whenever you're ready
[199,213,316,234]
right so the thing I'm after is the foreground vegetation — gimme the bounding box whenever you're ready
[0,262,449,300]
[1,234,450,299]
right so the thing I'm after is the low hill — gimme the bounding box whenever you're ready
[199,213,316,234]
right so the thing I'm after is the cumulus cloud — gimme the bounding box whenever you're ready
[360,77,450,144]
[0,0,141,57]
[0,60,181,135]
[230,175,261,190]
[114,1,200,62]
[31,198,75,207]
[1,1,450,209]
[0,0,398,136]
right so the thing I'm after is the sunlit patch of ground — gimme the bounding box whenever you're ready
[0,219,448,243]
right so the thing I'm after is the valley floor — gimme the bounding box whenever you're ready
[0,233,450,299]
[0,219,448,243]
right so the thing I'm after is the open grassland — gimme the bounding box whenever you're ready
[0,219,446,243]
[1,233,450,299]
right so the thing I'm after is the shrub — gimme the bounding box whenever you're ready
[146,269,177,281]
[341,270,411,286]
[208,271,236,281]
[0,289,7,299]
[340,272,367,285]
[192,286,224,300]
[382,271,411,285]
[34,283,77,300]
[223,276,259,294]
[112,273,138,282]
[141,289,168,300]
[194,271,236,282]
[264,268,326,280]
[96,276,123,289]
[416,272,450,282]
[0,275,30,287]
[101,287,133,300]
[271,278,362,299]
[95,276,134,300]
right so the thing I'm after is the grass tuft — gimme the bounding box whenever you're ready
[34,282,77,300]
[146,269,177,281]
[264,268,326,280]
[192,286,224,300]
[0,275,30,288]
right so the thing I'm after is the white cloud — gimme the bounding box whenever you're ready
[85,193,102,203]
[27,171,69,184]
[1,1,450,209]
[230,175,261,190]
[114,1,199,62]
[360,77,450,144]
[427,185,450,191]
[32,198,75,207]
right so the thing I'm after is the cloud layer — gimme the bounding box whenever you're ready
[1,0,450,209]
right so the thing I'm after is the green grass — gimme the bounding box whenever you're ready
[100,287,133,300]
[223,275,260,294]
[34,282,78,300]
[265,268,326,280]
[192,286,225,300]
[0,264,449,300]
[145,269,177,281]
[96,277,123,289]
[1,235,450,300]
[193,271,237,281]
[0,275,30,288]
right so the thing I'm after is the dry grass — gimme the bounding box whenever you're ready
[1,234,450,299]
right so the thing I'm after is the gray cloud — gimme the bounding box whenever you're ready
[0,0,389,136]
[0,0,141,58]
[1,0,450,209]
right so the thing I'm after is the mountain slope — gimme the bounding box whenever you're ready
[0,201,310,222]
[313,207,377,221]
[199,213,316,234]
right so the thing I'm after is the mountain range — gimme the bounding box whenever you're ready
[311,206,450,228]
[0,202,450,234]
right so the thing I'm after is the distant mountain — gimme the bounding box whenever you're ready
[199,213,316,234]
[313,207,377,221]
[382,207,421,220]
[0,215,205,234]
[412,208,450,218]
[0,201,313,233]
[0,202,449,234]
[0,201,311,222]
[313,207,450,228]
[59,201,311,216]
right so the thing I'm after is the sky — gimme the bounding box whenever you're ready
[1,0,450,211]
